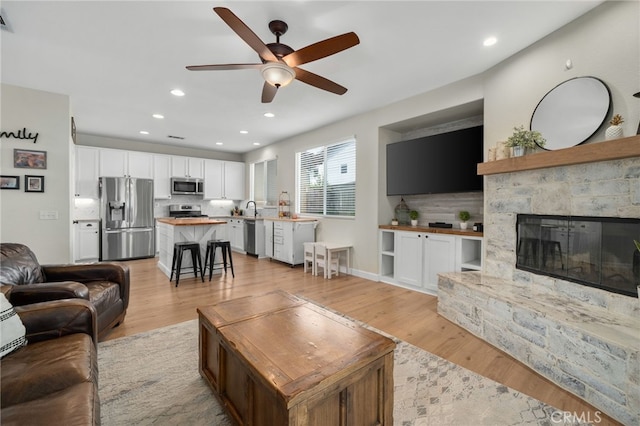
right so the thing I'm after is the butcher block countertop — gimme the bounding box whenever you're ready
[156,218,227,226]
[379,224,483,237]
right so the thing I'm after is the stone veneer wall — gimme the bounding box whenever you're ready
[472,156,640,424]
[484,156,640,317]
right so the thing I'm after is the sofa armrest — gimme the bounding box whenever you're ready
[42,262,130,310]
[15,299,98,346]
[7,282,90,306]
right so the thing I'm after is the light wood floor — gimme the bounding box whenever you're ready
[105,254,620,425]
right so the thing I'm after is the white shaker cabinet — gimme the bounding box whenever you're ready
[74,221,100,262]
[172,156,204,179]
[422,233,456,294]
[74,146,100,198]
[203,160,245,200]
[383,229,466,296]
[394,231,423,287]
[99,148,153,178]
[228,218,245,252]
[153,154,172,199]
[265,220,317,266]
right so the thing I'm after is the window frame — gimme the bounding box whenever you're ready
[295,137,356,219]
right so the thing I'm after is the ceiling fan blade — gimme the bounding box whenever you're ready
[261,82,278,103]
[283,32,360,68]
[186,64,262,71]
[213,7,278,63]
[294,68,347,95]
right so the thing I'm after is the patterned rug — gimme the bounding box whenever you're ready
[98,319,579,425]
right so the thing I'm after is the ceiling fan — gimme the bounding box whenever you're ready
[186,7,360,103]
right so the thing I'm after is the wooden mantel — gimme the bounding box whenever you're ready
[477,134,640,175]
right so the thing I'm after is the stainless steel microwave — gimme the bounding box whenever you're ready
[171,177,203,195]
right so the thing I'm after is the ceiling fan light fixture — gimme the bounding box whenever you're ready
[261,62,295,88]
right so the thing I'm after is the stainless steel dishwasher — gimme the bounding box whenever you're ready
[244,219,256,256]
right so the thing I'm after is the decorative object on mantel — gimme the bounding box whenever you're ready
[495,141,510,160]
[605,114,624,140]
[409,210,419,227]
[530,76,610,150]
[505,125,546,157]
[394,197,410,225]
[458,211,470,230]
[634,92,640,135]
[391,218,399,226]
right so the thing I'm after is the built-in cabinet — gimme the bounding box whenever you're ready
[152,154,172,199]
[227,218,245,251]
[73,146,245,201]
[203,159,245,200]
[75,146,100,198]
[171,156,204,179]
[265,219,317,266]
[73,220,100,262]
[99,148,154,179]
[379,228,482,295]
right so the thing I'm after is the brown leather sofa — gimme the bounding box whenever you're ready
[0,298,100,425]
[0,243,130,340]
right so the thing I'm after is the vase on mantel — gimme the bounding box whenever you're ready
[606,125,624,140]
[606,114,625,140]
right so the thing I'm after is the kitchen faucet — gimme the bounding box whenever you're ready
[246,200,257,218]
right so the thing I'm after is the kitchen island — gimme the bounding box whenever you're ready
[156,218,227,278]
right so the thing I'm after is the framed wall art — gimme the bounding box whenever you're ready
[25,175,45,193]
[14,149,47,169]
[0,175,20,190]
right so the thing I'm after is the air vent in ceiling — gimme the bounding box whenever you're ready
[167,135,185,140]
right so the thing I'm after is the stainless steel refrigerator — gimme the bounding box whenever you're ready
[100,177,155,261]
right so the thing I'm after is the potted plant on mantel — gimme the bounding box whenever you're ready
[458,211,471,230]
[409,210,419,227]
[505,125,546,157]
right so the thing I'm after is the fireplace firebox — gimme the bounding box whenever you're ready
[516,214,640,297]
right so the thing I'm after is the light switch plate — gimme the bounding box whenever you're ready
[39,210,59,220]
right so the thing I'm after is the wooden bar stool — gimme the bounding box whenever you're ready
[170,241,204,287]
[203,239,235,280]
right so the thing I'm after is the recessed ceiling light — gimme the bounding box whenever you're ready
[152,114,164,119]
[170,89,185,97]
[240,130,248,134]
[253,142,261,146]
[140,130,149,135]
[216,142,223,145]
[263,112,275,118]
[483,36,497,47]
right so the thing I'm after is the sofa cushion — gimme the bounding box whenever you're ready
[0,382,99,426]
[1,333,96,407]
[0,243,45,285]
[0,293,27,358]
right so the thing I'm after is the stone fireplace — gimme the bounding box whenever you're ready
[437,136,640,425]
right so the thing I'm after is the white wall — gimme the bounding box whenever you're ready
[246,1,639,278]
[484,1,639,150]
[244,75,485,276]
[0,84,72,263]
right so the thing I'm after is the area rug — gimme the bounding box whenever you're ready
[99,320,578,425]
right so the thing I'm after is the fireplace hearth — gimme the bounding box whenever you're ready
[516,214,640,297]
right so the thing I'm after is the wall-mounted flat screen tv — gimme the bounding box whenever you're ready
[386,125,483,195]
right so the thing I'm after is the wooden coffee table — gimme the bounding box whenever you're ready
[197,291,395,426]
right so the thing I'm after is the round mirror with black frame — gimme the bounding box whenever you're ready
[530,76,611,150]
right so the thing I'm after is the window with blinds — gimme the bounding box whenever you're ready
[296,138,356,217]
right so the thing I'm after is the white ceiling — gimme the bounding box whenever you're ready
[1,1,602,154]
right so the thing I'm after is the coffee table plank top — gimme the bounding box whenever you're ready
[197,291,395,407]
